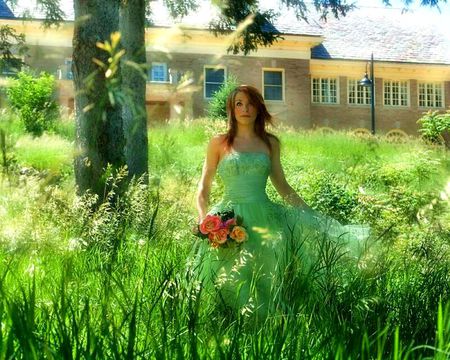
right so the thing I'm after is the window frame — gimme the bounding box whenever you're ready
[347,78,372,106]
[311,77,340,104]
[150,62,169,83]
[383,80,410,107]
[418,81,445,108]
[203,65,227,99]
[262,68,285,102]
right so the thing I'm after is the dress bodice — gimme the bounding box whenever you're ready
[217,152,271,204]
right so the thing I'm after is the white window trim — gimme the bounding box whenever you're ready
[383,79,410,107]
[311,77,340,105]
[150,62,169,83]
[417,81,445,109]
[347,78,373,106]
[262,67,285,102]
[203,65,227,99]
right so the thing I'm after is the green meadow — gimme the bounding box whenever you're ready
[0,115,449,359]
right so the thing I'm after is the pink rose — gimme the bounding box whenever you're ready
[208,228,229,245]
[223,218,237,229]
[199,215,222,234]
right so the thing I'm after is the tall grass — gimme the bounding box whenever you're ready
[0,118,449,358]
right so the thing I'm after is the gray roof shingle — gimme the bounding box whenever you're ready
[311,7,450,64]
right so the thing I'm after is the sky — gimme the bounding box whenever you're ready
[350,0,450,17]
[9,0,450,16]
[10,0,450,25]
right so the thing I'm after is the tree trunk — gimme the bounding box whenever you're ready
[120,0,149,181]
[73,0,125,197]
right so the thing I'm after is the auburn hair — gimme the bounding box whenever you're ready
[224,85,279,153]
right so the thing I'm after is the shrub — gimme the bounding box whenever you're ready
[206,75,239,120]
[303,171,359,224]
[417,110,450,144]
[7,71,59,136]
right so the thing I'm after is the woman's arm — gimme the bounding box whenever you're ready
[269,138,311,209]
[196,135,222,222]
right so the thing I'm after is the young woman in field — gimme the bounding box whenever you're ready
[193,85,370,317]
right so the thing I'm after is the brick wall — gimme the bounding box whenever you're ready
[26,45,72,74]
[56,80,75,114]
[150,52,311,128]
[311,77,450,135]
[17,45,450,135]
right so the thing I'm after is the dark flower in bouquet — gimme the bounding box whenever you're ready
[196,210,248,248]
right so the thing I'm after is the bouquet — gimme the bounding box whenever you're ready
[196,210,248,248]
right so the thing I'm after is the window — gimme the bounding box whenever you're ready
[263,69,284,101]
[64,58,73,80]
[312,77,338,104]
[418,82,444,108]
[150,62,168,82]
[383,80,409,106]
[204,66,225,99]
[348,79,371,105]
[0,57,22,77]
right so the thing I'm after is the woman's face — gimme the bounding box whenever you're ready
[233,91,258,126]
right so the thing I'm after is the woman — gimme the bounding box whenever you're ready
[194,85,369,318]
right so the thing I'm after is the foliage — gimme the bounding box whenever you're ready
[7,71,59,136]
[207,74,239,120]
[162,0,198,19]
[90,32,126,110]
[0,110,20,175]
[417,110,450,144]
[301,170,359,224]
[51,114,76,140]
[0,128,17,175]
[1,121,450,358]
[0,25,28,75]
[210,0,357,54]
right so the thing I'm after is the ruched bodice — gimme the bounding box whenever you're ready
[217,152,271,204]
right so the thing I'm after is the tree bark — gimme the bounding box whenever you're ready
[120,0,149,181]
[73,0,125,197]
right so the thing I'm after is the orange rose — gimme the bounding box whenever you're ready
[199,215,222,234]
[208,228,229,245]
[229,226,248,243]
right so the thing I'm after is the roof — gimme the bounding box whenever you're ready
[2,0,322,36]
[2,0,450,64]
[147,0,323,37]
[0,0,14,18]
[311,7,450,65]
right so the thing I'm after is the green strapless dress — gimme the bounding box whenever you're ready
[192,151,370,317]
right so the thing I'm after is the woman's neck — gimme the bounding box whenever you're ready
[235,126,256,139]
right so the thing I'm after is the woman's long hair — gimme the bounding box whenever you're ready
[224,85,279,153]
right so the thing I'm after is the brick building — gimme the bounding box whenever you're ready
[1,0,450,134]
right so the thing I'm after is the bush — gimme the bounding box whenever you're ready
[7,71,59,136]
[417,110,450,144]
[302,171,359,224]
[206,75,239,120]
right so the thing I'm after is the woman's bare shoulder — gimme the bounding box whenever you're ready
[213,133,227,141]
[268,134,280,149]
[209,133,228,147]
